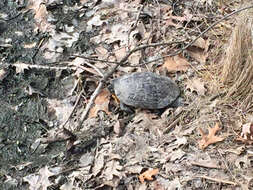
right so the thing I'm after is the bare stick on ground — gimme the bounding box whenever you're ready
[195,175,237,186]
[144,4,253,65]
[78,41,181,127]
[78,4,253,128]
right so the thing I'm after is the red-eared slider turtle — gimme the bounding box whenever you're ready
[111,72,180,111]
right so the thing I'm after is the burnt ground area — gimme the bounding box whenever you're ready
[0,0,253,190]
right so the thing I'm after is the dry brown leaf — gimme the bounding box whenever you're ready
[186,78,206,96]
[186,38,209,64]
[113,119,125,136]
[169,149,186,162]
[89,89,110,118]
[153,181,166,190]
[132,112,165,136]
[23,166,59,190]
[225,146,245,155]
[102,159,123,181]
[60,181,77,190]
[13,62,30,73]
[198,123,225,150]
[114,46,127,61]
[47,98,74,125]
[28,0,44,10]
[191,159,221,169]
[162,9,187,28]
[237,123,253,144]
[39,127,75,144]
[192,37,209,51]
[87,15,103,29]
[128,51,141,65]
[92,152,105,176]
[164,18,180,28]
[71,57,98,76]
[162,55,190,72]
[80,0,89,4]
[241,123,253,140]
[34,4,51,32]
[139,168,159,184]
[24,42,37,49]
[187,47,208,64]
[95,46,108,58]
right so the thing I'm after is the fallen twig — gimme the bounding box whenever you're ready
[195,175,237,186]
[78,41,180,127]
[217,149,238,184]
[61,89,84,128]
[70,54,119,64]
[127,5,144,49]
[83,61,104,77]
[78,4,253,127]
[190,161,221,169]
[144,4,253,65]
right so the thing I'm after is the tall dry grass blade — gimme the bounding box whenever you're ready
[221,7,253,109]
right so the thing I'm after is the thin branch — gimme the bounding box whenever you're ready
[70,54,119,64]
[71,41,183,66]
[127,5,144,49]
[61,89,84,128]
[78,42,180,127]
[195,175,237,186]
[144,4,253,65]
[82,61,104,77]
[78,4,253,127]
[78,82,103,127]
[217,149,238,184]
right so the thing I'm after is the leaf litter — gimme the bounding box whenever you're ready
[198,123,225,150]
[1,0,253,189]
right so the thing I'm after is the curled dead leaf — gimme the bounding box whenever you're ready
[198,123,225,150]
[186,78,206,96]
[162,55,190,72]
[139,168,159,184]
[187,37,209,64]
[237,123,253,144]
[89,89,110,118]
[192,37,209,51]
[187,47,208,64]
[241,123,253,140]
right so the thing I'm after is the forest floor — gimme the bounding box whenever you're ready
[0,0,253,189]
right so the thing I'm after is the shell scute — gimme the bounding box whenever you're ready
[112,72,180,109]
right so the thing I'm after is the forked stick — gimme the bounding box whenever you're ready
[78,4,253,128]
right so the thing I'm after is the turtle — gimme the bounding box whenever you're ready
[110,72,180,111]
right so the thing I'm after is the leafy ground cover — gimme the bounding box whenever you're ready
[0,0,253,189]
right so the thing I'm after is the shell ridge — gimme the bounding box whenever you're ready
[112,72,180,109]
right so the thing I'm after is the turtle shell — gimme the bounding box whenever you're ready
[111,72,180,109]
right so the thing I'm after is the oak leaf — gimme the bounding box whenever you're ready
[139,168,159,183]
[187,47,208,64]
[241,123,253,140]
[186,78,206,96]
[162,55,190,72]
[186,37,209,64]
[198,123,224,150]
[192,37,209,51]
[89,89,110,118]
[237,123,253,144]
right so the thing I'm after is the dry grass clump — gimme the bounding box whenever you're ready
[221,6,253,110]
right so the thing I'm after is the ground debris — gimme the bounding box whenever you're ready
[1,0,253,189]
[198,123,225,150]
